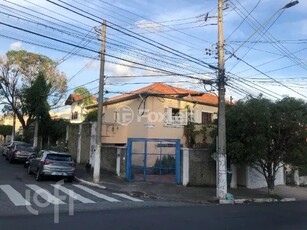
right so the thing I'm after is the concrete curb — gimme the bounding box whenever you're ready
[219,197,296,205]
[281,198,296,202]
[75,176,107,190]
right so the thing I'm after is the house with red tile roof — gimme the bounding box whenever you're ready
[65,93,97,123]
[86,83,218,146]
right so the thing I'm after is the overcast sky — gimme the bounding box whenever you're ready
[0,0,306,111]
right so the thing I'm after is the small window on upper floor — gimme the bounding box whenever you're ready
[201,112,212,125]
[72,111,78,120]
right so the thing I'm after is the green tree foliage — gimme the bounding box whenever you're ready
[40,118,69,146]
[23,72,51,120]
[0,50,67,132]
[23,72,51,141]
[73,87,94,106]
[84,109,98,122]
[0,125,12,137]
[226,96,307,193]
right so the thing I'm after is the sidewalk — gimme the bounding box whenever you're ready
[75,165,306,204]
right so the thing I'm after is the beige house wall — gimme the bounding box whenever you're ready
[0,115,25,133]
[101,96,218,149]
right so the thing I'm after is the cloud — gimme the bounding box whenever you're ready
[10,41,23,50]
[105,61,136,83]
[135,20,163,32]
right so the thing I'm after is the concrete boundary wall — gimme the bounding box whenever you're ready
[67,123,216,186]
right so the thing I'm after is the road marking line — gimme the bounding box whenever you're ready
[26,184,65,205]
[112,193,144,202]
[0,185,31,206]
[51,184,95,204]
[73,184,120,202]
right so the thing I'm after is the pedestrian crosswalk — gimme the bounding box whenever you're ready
[0,183,143,208]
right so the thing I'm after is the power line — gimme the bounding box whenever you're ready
[232,54,307,99]
[45,0,218,70]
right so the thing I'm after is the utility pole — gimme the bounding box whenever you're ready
[11,95,16,142]
[216,0,227,199]
[93,20,107,183]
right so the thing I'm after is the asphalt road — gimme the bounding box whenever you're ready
[0,201,307,230]
[0,154,164,217]
[1,153,307,230]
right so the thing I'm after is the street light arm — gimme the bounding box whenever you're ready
[225,0,299,62]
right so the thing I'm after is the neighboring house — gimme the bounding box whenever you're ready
[50,109,71,120]
[0,114,25,135]
[65,93,97,123]
[86,82,218,146]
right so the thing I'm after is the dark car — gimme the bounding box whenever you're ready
[6,142,34,163]
[27,150,75,182]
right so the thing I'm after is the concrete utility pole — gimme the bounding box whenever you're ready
[216,0,227,199]
[33,118,39,149]
[93,20,107,183]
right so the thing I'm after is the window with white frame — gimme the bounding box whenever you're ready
[71,111,78,120]
[164,107,187,126]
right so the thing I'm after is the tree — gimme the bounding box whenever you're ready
[73,87,94,106]
[226,96,307,193]
[84,109,98,122]
[0,50,67,135]
[23,72,51,143]
[40,118,69,147]
[0,125,12,138]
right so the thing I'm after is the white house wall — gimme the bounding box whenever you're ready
[246,165,285,189]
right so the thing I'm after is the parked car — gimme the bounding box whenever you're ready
[1,143,9,156]
[26,150,75,182]
[6,141,34,163]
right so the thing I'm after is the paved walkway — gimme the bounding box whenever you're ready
[75,164,307,203]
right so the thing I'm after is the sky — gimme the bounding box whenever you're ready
[0,0,306,112]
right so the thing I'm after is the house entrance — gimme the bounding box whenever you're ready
[126,138,181,184]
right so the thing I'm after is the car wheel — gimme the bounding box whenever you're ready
[35,170,42,181]
[27,166,32,175]
[66,176,74,183]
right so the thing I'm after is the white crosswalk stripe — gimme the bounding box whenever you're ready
[0,185,31,206]
[0,184,145,207]
[73,184,120,202]
[26,184,65,205]
[51,184,95,204]
[112,193,144,202]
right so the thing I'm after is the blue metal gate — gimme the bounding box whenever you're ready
[126,138,181,184]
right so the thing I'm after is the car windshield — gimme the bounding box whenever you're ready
[46,154,72,162]
[17,145,34,152]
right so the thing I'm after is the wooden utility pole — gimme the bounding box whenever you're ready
[216,0,227,199]
[93,20,107,183]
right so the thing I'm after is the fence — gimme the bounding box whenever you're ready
[67,122,216,186]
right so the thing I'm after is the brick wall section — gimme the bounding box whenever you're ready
[80,123,91,164]
[68,124,79,161]
[188,149,216,186]
[100,146,126,178]
[100,146,117,174]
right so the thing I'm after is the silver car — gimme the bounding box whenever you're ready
[27,150,75,182]
[6,142,34,163]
